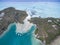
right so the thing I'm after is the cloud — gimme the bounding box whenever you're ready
[0,0,60,2]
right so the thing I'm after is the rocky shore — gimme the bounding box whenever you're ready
[0,7,28,35]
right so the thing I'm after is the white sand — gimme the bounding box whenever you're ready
[50,36,60,45]
[16,14,33,34]
[16,22,33,34]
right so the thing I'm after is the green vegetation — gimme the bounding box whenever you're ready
[31,17,60,44]
[0,7,28,35]
[35,28,38,34]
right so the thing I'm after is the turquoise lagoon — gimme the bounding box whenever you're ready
[0,23,43,45]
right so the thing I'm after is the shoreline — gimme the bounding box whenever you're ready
[16,22,33,34]
[50,36,60,45]
[0,23,16,38]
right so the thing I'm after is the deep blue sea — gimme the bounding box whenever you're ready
[0,23,42,45]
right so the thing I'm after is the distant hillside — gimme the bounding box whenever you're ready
[30,17,60,44]
[0,7,28,35]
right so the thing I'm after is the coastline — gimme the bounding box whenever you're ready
[0,22,16,38]
[16,22,33,34]
[50,36,60,45]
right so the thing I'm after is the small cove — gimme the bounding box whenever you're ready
[0,23,43,45]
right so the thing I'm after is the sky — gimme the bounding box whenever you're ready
[0,0,60,2]
[0,2,60,18]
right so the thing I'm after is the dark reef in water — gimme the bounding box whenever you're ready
[0,7,28,35]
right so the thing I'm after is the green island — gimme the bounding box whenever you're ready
[30,17,60,45]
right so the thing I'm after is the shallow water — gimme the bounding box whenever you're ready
[0,23,42,45]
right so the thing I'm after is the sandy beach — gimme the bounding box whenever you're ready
[50,36,60,45]
[16,22,33,34]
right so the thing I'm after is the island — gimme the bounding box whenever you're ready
[0,7,60,45]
